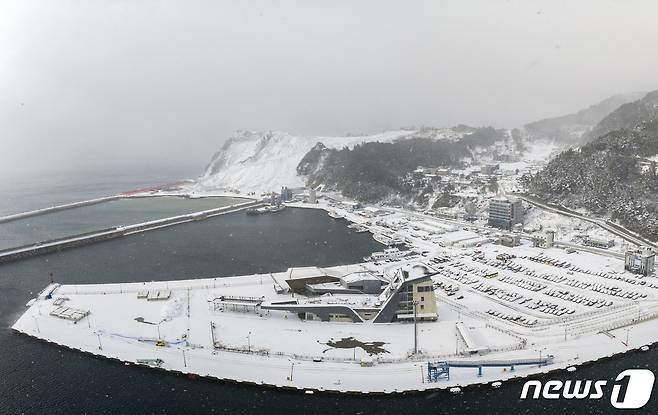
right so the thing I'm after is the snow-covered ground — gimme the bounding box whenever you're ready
[13,199,658,393]
[523,206,626,248]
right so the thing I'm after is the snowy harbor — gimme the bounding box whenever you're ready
[12,199,658,394]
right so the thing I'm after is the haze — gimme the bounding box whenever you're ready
[1,0,657,179]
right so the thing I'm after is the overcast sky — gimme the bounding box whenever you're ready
[1,0,657,179]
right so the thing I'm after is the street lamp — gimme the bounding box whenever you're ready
[247,331,252,352]
[32,316,40,334]
[288,360,295,381]
[536,347,547,367]
[413,300,419,354]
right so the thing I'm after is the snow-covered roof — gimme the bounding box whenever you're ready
[340,272,385,284]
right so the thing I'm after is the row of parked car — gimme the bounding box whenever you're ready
[523,255,571,268]
[543,288,611,308]
[434,265,479,285]
[434,281,460,296]
[471,282,524,303]
[525,299,575,316]
[486,309,538,327]
[498,275,546,292]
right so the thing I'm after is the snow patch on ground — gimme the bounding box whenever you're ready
[161,294,184,322]
[498,140,563,172]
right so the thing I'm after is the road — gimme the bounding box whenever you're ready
[513,193,657,250]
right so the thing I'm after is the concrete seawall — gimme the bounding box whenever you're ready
[0,200,261,264]
[0,196,123,224]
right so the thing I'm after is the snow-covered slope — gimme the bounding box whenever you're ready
[192,129,416,193]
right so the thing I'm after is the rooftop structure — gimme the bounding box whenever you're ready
[276,266,342,294]
[306,271,388,295]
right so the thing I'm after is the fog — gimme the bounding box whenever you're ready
[1,0,657,179]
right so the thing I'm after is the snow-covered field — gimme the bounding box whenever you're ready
[523,206,624,247]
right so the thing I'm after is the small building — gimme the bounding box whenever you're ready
[280,186,293,202]
[532,230,555,248]
[625,249,655,276]
[582,236,615,249]
[488,197,524,230]
[481,164,500,175]
[498,234,520,247]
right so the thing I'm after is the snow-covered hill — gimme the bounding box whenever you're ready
[191,129,416,193]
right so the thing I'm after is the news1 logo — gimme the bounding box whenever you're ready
[520,369,655,409]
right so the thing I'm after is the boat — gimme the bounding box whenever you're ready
[328,210,343,219]
[246,205,285,215]
[267,205,285,213]
[364,248,408,262]
[373,233,392,245]
[641,345,650,352]
[491,381,502,388]
[566,366,576,372]
[450,387,462,394]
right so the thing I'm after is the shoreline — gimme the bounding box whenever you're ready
[11,267,658,394]
[8,191,658,395]
[10,327,655,396]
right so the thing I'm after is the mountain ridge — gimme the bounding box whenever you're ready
[523,91,658,239]
[523,92,646,143]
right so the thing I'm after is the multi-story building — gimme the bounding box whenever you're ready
[383,272,437,322]
[261,266,438,323]
[625,249,655,276]
[488,197,523,230]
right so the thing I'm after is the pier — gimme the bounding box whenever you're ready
[0,199,262,264]
[0,195,122,224]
